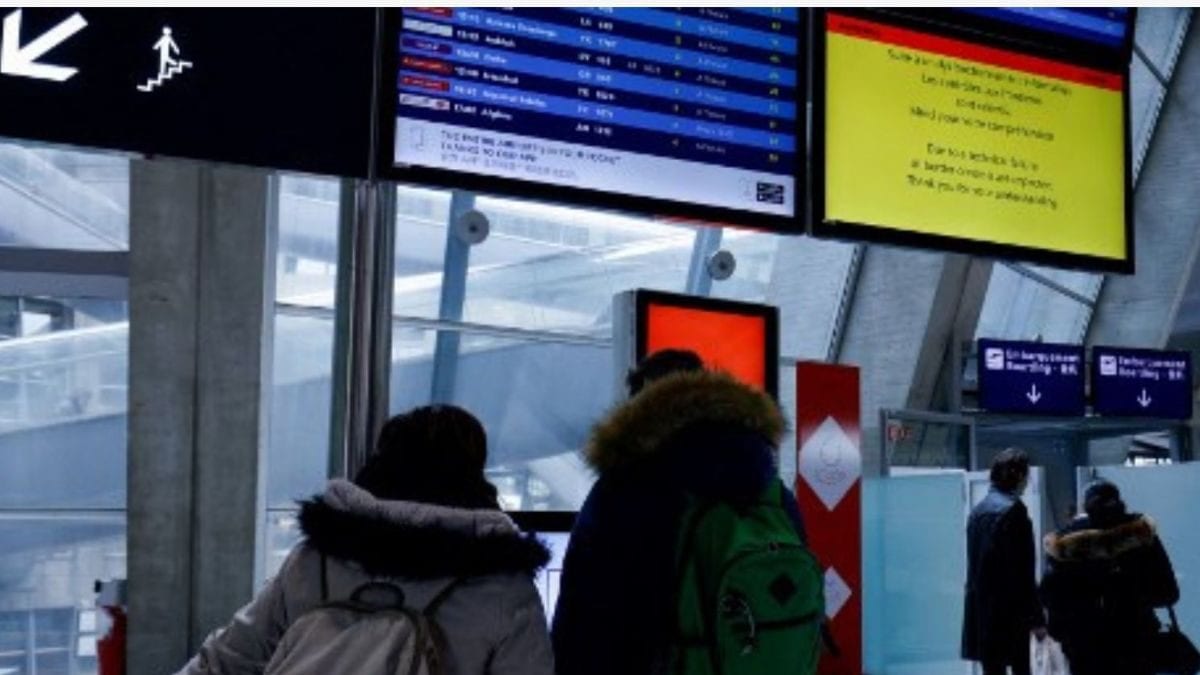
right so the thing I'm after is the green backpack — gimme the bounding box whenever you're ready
[671,480,824,675]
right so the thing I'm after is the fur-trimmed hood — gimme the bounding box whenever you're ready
[585,370,786,474]
[298,479,550,579]
[1044,514,1158,562]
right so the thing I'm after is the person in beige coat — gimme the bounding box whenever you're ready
[177,405,555,675]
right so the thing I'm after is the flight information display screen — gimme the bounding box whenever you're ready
[815,8,1134,272]
[383,8,803,229]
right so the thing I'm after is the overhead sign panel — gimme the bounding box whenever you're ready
[1092,346,1193,419]
[381,8,805,232]
[978,338,1086,416]
[0,8,376,177]
[814,8,1134,272]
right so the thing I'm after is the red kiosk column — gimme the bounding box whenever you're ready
[794,362,862,675]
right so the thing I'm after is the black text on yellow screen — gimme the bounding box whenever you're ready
[812,8,1135,273]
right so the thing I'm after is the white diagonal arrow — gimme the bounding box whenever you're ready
[1,9,87,82]
[1026,383,1042,405]
[1138,388,1152,408]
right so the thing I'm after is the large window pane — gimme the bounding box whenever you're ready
[268,312,335,508]
[389,326,612,511]
[0,141,129,251]
[463,195,693,336]
[0,298,128,510]
[975,264,1097,344]
[714,233,856,360]
[268,176,341,509]
[275,176,339,307]
[393,185,453,320]
[0,514,125,675]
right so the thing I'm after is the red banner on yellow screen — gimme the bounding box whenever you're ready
[825,13,1126,261]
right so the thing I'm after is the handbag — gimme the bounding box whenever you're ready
[1153,606,1200,675]
[1030,634,1070,675]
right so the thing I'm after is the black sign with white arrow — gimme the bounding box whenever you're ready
[0,8,376,177]
[978,339,1086,416]
[1092,346,1193,420]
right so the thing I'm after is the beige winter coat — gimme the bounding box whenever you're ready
[177,480,555,675]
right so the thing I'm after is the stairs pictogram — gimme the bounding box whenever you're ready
[137,60,192,92]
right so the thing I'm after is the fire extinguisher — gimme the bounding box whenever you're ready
[95,579,127,675]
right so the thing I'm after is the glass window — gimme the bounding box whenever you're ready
[0,140,129,251]
[389,187,856,508]
[975,264,1098,344]
[463,194,695,337]
[267,176,341,511]
[0,514,126,675]
[393,185,453,320]
[714,233,856,359]
[389,324,611,511]
[0,298,128,510]
[275,176,340,308]
[0,295,127,673]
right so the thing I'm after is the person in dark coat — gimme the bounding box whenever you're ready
[962,448,1046,675]
[551,350,807,675]
[1041,480,1179,675]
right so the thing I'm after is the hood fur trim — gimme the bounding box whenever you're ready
[585,370,785,474]
[1044,515,1157,562]
[298,480,550,579]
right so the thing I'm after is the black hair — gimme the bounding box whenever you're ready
[990,448,1031,494]
[1084,479,1128,526]
[353,404,500,510]
[626,349,704,396]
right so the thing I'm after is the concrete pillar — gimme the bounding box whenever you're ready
[128,159,274,674]
[1088,20,1200,349]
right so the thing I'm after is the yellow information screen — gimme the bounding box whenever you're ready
[823,12,1128,267]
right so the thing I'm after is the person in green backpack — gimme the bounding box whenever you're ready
[552,350,822,675]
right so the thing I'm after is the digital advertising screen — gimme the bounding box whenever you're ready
[381,8,804,231]
[815,8,1134,272]
[635,290,779,397]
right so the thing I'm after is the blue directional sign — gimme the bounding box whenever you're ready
[978,339,1086,416]
[1092,346,1193,420]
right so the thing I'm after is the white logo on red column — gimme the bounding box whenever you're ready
[824,567,853,619]
[798,416,861,510]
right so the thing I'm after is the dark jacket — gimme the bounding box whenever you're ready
[1040,513,1178,675]
[179,480,554,675]
[962,488,1044,663]
[550,371,806,675]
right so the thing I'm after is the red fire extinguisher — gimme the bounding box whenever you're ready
[95,579,127,675]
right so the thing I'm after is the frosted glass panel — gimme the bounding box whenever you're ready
[864,473,971,674]
[1093,463,1200,643]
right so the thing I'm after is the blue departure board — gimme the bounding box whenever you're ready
[384,8,802,225]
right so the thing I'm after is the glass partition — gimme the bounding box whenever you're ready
[863,473,971,675]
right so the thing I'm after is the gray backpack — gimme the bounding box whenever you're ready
[265,557,462,675]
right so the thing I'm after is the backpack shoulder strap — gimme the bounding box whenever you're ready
[320,553,329,603]
[423,578,467,618]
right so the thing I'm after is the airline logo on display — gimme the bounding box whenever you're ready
[1092,346,1193,420]
[824,567,853,620]
[977,339,1085,416]
[798,415,861,510]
